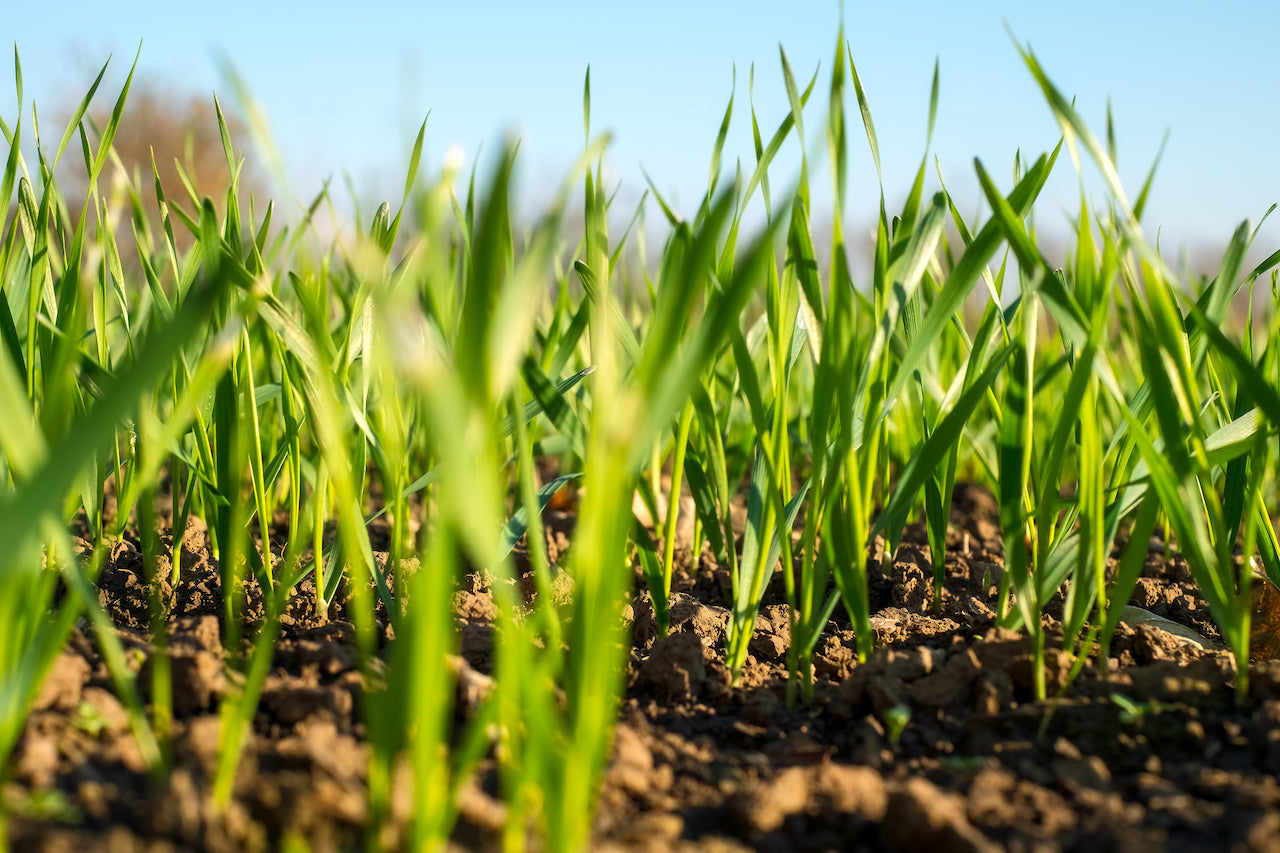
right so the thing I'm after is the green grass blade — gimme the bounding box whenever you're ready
[885,145,1060,410]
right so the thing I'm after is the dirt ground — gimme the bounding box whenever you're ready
[7,482,1280,852]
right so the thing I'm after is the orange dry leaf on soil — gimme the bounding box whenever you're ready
[1252,577,1280,661]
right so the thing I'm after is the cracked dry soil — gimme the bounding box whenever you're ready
[7,483,1280,852]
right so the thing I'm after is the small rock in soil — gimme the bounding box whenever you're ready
[637,632,707,701]
[882,777,999,853]
[33,653,89,712]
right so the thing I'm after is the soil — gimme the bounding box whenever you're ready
[7,482,1280,852]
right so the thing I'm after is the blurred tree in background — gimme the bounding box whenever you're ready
[58,80,264,275]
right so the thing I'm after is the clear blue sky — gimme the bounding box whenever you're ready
[7,1,1279,269]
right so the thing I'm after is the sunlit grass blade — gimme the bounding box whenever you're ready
[875,343,1015,540]
[998,298,1045,699]
[883,145,1060,417]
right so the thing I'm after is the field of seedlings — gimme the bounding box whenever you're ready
[3,27,1280,853]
